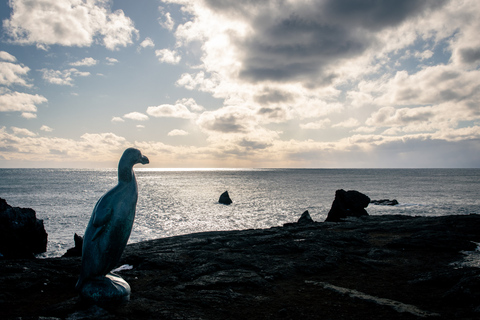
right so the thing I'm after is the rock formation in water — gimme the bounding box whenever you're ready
[219,191,233,205]
[325,189,370,222]
[370,199,399,206]
[0,198,48,258]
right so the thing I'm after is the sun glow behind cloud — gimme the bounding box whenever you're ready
[0,0,479,168]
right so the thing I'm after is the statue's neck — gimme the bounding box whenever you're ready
[118,162,134,183]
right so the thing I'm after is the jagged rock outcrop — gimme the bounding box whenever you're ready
[218,191,232,205]
[0,198,48,258]
[371,199,399,206]
[297,210,314,224]
[325,189,370,222]
[62,233,83,257]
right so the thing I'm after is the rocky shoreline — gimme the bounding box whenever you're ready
[1,213,480,319]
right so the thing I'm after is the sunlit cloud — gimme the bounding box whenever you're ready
[147,103,194,119]
[0,56,31,87]
[140,37,155,48]
[0,91,47,113]
[123,112,149,121]
[39,68,90,86]
[158,7,174,31]
[111,116,125,123]
[155,49,181,64]
[40,125,54,132]
[3,0,138,50]
[168,129,189,136]
[70,57,98,67]
[11,126,36,136]
[106,57,119,65]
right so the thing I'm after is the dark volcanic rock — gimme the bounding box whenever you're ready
[63,233,83,257]
[218,191,232,205]
[371,199,399,206]
[2,214,480,320]
[0,198,48,258]
[325,189,370,222]
[297,210,314,224]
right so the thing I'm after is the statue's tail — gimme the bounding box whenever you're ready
[75,276,84,291]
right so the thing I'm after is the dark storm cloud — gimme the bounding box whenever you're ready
[238,139,272,150]
[254,88,294,104]
[323,0,447,30]
[459,47,480,64]
[203,0,448,85]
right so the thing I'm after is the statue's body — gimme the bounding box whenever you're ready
[76,148,149,303]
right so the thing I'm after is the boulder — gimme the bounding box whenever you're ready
[0,198,48,258]
[219,191,232,205]
[297,210,314,224]
[325,189,370,222]
[63,233,83,257]
[370,199,399,206]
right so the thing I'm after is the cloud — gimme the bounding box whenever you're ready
[168,129,189,136]
[147,103,194,119]
[111,116,125,123]
[11,126,36,137]
[123,112,149,121]
[3,0,138,50]
[106,57,119,65]
[70,57,98,66]
[155,49,181,64]
[172,0,446,87]
[300,119,331,130]
[333,118,360,128]
[0,51,17,62]
[40,125,53,132]
[21,112,36,119]
[140,37,155,48]
[158,7,174,31]
[0,91,47,113]
[40,68,90,86]
[196,106,256,134]
[0,60,31,87]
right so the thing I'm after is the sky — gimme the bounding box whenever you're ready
[0,0,479,168]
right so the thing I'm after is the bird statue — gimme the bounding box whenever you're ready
[76,148,149,302]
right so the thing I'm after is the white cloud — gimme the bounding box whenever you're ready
[136,125,145,129]
[21,112,36,119]
[11,126,36,137]
[3,0,138,50]
[0,51,17,62]
[0,61,31,87]
[111,116,125,123]
[0,91,47,112]
[123,112,149,121]
[106,57,119,65]
[333,118,360,128]
[155,49,181,64]
[147,103,194,119]
[40,125,54,132]
[140,37,154,48]
[300,119,331,130]
[40,68,90,86]
[158,8,174,31]
[70,57,98,66]
[168,129,189,136]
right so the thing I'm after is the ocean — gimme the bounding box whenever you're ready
[1,168,480,258]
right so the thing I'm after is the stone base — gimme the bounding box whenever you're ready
[79,273,131,304]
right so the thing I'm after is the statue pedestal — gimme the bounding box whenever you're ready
[79,273,131,304]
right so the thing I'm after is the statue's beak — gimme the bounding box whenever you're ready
[140,155,149,165]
